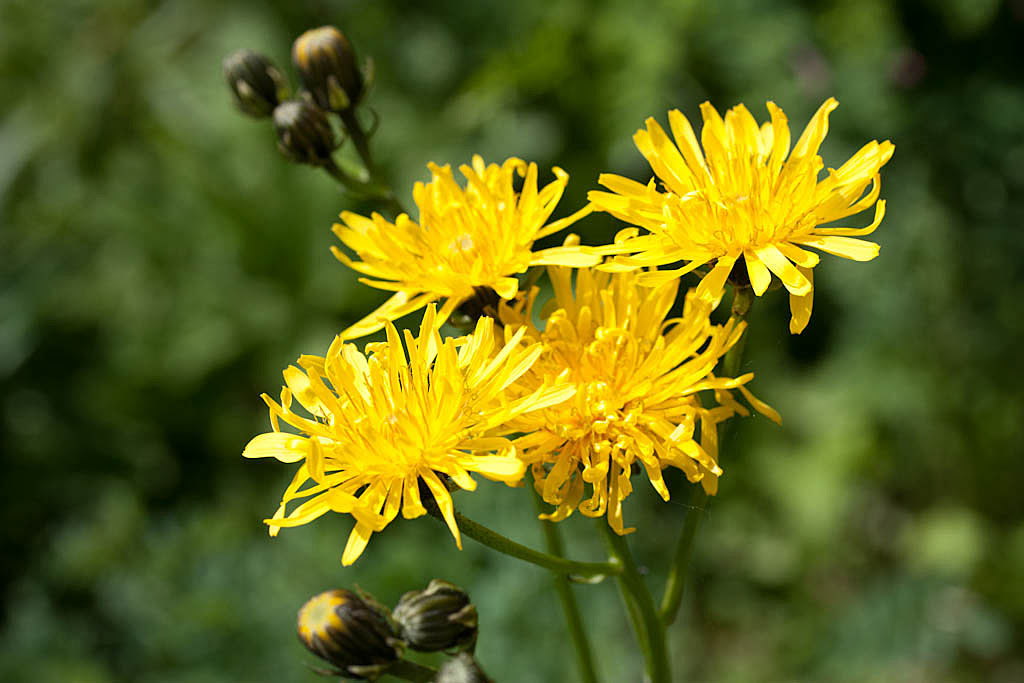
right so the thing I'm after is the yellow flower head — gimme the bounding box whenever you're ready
[243,305,574,565]
[588,98,894,334]
[501,252,780,534]
[332,155,598,339]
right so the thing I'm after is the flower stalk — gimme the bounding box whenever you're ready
[533,489,600,683]
[598,523,671,683]
[431,509,622,579]
[659,285,754,625]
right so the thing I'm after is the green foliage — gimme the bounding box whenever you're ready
[2,0,1022,680]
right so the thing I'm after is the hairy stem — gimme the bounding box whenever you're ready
[431,509,622,578]
[598,523,671,683]
[533,491,600,683]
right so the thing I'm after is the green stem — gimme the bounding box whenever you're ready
[435,510,622,578]
[658,487,708,625]
[339,108,407,216]
[340,109,377,177]
[723,286,753,378]
[658,285,753,626]
[533,492,600,683]
[598,523,671,683]
[386,658,437,682]
[322,158,405,216]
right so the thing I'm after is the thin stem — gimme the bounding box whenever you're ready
[658,285,754,625]
[533,491,600,683]
[723,286,753,378]
[322,157,367,192]
[322,158,405,217]
[339,108,408,215]
[432,510,622,578]
[658,486,708,625]
[340,109,377,177]
[386,659,437,682]
[598,523,671,683]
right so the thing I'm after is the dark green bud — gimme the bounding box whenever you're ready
[434,652,494,683]
[297,589,403,680]
[272,99,337,166]
[292,26,364,112]
[450,287,502,330]
[392,579,478,653]
[223,49,289,118]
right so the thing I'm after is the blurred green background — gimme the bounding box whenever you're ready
[2,0,1023,680]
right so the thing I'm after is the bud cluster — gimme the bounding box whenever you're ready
[297,580,487,680]
[222,25,374,168]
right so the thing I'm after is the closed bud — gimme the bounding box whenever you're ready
[292,26,364,112]
[223,49,288,118]
[434,652,494,683]
[297,589,403,680]
[392,580,478,653]
[451,287,502,330]
[272,99,337,166]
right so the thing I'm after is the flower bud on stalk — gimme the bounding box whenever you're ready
[392,580,478,652]
[272,99,337,166]
[297,589,403,679]
[292,26,364,112]
[223,49,288,118]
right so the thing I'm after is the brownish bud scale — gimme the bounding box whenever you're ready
[223,49,289,118]
[434,652,494,683]
[272,99,337,166]
[392,579,478,653]
[297,589,403,680]
[292,26,363,112]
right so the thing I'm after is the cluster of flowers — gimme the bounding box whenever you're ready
[243,99,893,565]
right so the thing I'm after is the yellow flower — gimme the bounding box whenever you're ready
[588,99,894,334]
[501,252,780,534]
[332,155,598,339]
[242,305,574,565]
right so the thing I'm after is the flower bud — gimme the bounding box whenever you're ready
[392,579,478,652]
[297,589,402,679]
[451,287,502,330]
[434,652,494,683]
[292,26,363,112]
[272,99,337,166]
[223,49,288,118]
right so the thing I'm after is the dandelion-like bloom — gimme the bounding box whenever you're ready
[332,155,598,339]
[588,98,894,333]
[243,306,574,565]
[502,252,780,534]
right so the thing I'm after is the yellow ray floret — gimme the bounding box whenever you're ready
[500,252,780,535]
[242,305,575,565]
[587,98,894,334]
[332,155,598,339]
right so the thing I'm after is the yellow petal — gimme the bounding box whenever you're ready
[813,199,887,237]
[795,235,880,261]
[470,454,527,484]
[792,97,839,159]
[243,432,309,463]
[754,244,811,296]
[342,522,374,566]
[422,471,461,550]
[788,266,814,335]
[743,251,772,296]
[695,254,737,301]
